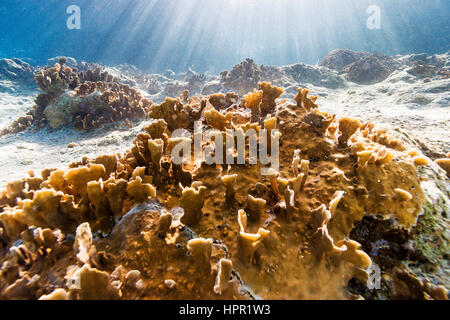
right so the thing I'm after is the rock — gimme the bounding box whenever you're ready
[43,93,81,129]
[221,58,262,96]
[163,70,176,78]
[406,60,438,79]
[320,50,401,85]
[320,49,370,72]
[201,81,223,95]
[343,55,393,85]
[0,58,36,86]
[281,63,346,89]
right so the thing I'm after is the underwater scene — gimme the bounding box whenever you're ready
[0,0,449,301]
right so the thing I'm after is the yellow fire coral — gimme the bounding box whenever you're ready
[187,238,213,271]
[294,88,318,111]
[149,98,190,131]
[157,210,173,238]
[0,82,440,301]
[246,195,266,221]
[435,158,450,177]
[205,107,232,131]
[220,174,238,202]
[338,117,362,146]
[74,222,96,265]
[180,184,207,226]
[243,82,284,120]
[237,209,270,263]
[126,176,156,202]
[214,259,233,295]
[64,164,106,195]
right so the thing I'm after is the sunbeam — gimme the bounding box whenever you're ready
[1,0,449,72]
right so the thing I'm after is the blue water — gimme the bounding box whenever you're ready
[0,0,449,73]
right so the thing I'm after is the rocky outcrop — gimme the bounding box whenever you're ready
[343,55,394,85]
[0,58,36,90]
[281,63,346,89]
[320,49,370,72]
[320,50,401,85]
[220,58,262,95]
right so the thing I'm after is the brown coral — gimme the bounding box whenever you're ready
[1,62,152,135]
[187,238,213,272]
[243,82,284,121]
[0,82,441,301]
[180,184,207,226]
[149,98,190,132]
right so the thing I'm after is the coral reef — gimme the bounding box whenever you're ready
[186,71,207,93]
[221,59,262,96]
[405,60,450,80]
[0,58,152,135]
[111,63,163,94]
[0,82,447,301]
[403,53,450,79]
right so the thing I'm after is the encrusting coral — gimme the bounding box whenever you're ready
[0,81,446,300]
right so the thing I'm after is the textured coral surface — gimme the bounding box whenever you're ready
[1,77,447,300]
[0,58,152,135]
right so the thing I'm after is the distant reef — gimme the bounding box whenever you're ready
[1,49,449,136]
